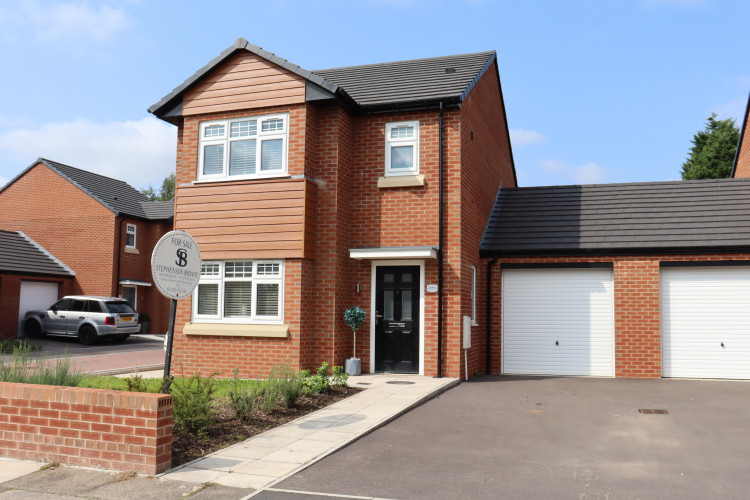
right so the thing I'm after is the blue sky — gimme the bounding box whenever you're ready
[0,0,747,190]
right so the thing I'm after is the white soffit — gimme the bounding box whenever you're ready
[349,246,438,260]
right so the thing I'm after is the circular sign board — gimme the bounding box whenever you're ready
[151,230,202,300]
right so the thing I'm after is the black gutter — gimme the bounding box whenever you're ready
[486,256,498,374]
[730,91,750,178]
[437,101,445,378]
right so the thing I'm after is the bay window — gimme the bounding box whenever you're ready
[198,114,288,181]
[193,260,283,323]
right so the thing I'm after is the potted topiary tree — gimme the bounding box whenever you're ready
[343,306,366,376]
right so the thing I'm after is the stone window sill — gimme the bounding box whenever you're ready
[125,247,139,255]
[184,323,289,338]
[377,175,425,188]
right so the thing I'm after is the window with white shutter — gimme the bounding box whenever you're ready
[193,261,283,323]
[198,114,288,181]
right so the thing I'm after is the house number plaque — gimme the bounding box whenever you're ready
[426,284,438,293]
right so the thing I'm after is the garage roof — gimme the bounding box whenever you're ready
[0,230,75,277]
[480,178,750,256]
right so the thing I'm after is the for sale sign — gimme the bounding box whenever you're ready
[151,230,202,300]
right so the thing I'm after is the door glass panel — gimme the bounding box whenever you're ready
[401,290,412,320]
[384,273,394,282]
[384,290,394,319]
[401,273,412,282]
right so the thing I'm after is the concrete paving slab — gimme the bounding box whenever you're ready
[159,466,224,483]
[235,459,301,477]
[0,459,42,484]
[1,467,114,496]
[189,483,253,499]
[0,491,79,499]
[85,476,216,500]
[213,472,276,489]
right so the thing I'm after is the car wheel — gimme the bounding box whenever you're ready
[24,319,44,338]
[113,334,130,343]
[78,325,97,346]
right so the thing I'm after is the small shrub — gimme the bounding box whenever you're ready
[302,374,330,394]
[331,365,348,387]
[317,361,330,377]
[267,364,304,409]
[229,369,262,422]
[124,373,149,392]
[171,373,217,436]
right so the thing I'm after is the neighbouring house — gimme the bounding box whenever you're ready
[148,38,516,379]
[0,230,76,338]
[0,159,174,336]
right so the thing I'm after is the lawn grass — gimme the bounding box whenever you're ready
[78,374,262,397]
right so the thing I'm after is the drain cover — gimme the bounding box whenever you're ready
[386,381,415,385]
[639,409,669,414]
[357,382,372,386]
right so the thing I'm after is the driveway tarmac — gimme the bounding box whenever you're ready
[259,375,750,500]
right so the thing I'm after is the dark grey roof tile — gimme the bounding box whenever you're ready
[0,230,74,276]
[481,178,750,256]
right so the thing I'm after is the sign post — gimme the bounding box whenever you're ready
[151,230,202,393]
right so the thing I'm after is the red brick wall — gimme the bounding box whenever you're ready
[0,382,172,474]
[734,104,750,178]
[458,62,517,378]
[0,275,74,338]
[116,217,172,334]
[0,163,117,297]
[489,253,750,379]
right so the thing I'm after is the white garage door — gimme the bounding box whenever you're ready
[502,268,614,376]
[661,267,750,379]
[18,281,59,335]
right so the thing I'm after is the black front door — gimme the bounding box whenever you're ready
[375,266,420,373]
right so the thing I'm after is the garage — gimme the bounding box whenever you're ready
[502,267,615,376]
[661,266,750,379]
[18,280,60,334]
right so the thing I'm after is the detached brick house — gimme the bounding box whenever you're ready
[148,38,516,379]
[0,159,174,336]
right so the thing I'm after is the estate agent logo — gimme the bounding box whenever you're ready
[151,230,202,300]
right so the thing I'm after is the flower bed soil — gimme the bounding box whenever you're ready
[171,385,362,466]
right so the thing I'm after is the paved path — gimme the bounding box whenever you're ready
[162,374,458,494]
[0,374,458,499]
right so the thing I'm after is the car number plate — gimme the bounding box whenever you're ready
[121,316,134,321]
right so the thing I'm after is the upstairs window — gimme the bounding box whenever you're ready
[193,260,284,323]
[125,224,136,248]
[198,114,288,181]
[385,121,419,176]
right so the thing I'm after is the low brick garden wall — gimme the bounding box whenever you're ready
[0,382,173,474]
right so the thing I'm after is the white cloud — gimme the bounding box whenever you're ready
[510,128,546,147]
[540,159,619,185]
[0,117,176,190]
[2,1,131,44]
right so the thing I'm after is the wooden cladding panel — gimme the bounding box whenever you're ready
[175,178,316,259]
[183,52,305,116]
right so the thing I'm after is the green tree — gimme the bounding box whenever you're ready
[141,172,175,201]
[681,113,740,180]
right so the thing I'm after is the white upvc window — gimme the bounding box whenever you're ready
[198,114,288,181]
[385,121,419,176]
[125,223,136,249]
[193,260,284,324]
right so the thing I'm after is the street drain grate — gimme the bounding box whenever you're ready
[386,381,416,385]
[639,409,669,414]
